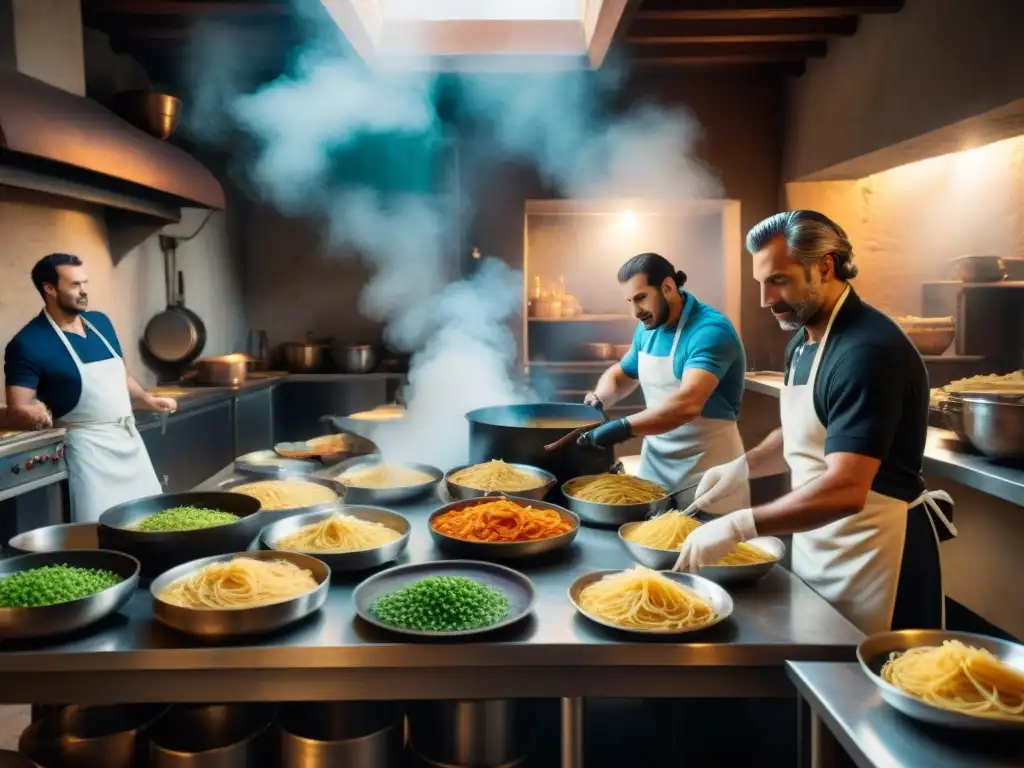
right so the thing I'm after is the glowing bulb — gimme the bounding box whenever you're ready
[620,210,638,230]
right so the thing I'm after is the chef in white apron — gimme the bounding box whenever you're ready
[676,211,953,633]
[579,252,748,500]
[3,254,173,522]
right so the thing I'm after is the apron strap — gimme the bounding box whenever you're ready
[80,316,121,358]
[59,416,136,434]
[909,489,958,539]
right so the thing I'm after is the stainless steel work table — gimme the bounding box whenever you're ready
[0,464,862,706]
[788,661,1024,768]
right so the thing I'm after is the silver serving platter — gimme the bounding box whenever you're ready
[858,629,1024,730]
[617,519,785,586]
[234,450,318,478]
[560,474,671,527]
[214,476,343,525]
[8,522,99,554]
[150,550,330,638]
[327,456,443,506]
[568,569,733,636]
[443,463,556,502]
[0,550,140,640]
[259,506,410,572]
[428,495,579,560]
[353,560,536,639]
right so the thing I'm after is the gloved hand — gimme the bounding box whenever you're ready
[688,456,749,515]
[577,417,631,449]
[674,508,757,573]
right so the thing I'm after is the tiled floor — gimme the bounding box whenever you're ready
[0,705,28,751]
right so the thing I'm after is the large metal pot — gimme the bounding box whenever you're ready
[281,333,326,373]
[278,702,403,768]
[195,354,248,386]
[407,700,526,768]
[465,403,610,488]
[149,704,274,768]
[340,344,378,374]
[956,391,1024,459]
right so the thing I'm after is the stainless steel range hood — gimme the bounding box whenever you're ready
[0,68,225,222]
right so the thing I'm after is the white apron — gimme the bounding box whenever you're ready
[782,287,952,634]
[45,312,162,522]
[637,306,747,502]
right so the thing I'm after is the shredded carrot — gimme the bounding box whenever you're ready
[432,498,572,543]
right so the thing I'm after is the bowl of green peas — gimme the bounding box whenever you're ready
[0,549,140,640]
[98,492,264,578]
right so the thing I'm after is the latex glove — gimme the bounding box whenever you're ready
[674,508,758,573]
[686,456,749,516]
[577,417,631,449]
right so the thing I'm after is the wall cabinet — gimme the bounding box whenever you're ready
[234,388,273,456]
[139,400,235,492]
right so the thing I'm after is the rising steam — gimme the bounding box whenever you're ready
[182,6,719,469]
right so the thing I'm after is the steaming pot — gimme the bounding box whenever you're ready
[465,403,611,493]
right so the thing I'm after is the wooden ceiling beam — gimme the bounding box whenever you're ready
[636,0,902,21]
[625,40,826,58]
[627,16,858,42]
[630,59,807,75]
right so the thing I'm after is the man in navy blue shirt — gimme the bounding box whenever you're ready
[578,253,747,495]
[4,254,176,520]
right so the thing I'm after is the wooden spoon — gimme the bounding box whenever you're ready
[543,421,601,452]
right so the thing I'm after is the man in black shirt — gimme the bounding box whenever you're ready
[676,210,952,633]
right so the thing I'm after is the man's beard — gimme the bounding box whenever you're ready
[640,293,670,329]
[771,288,825,331]
[59,294,87,316]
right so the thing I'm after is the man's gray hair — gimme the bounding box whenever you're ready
[745,210,859,280]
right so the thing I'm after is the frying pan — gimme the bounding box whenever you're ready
[143,237,206,365]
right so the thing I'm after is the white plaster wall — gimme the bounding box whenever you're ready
[786,134,1024,317]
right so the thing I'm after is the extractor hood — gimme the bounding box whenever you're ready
[0,68,225,222]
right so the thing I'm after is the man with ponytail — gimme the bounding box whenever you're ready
[579,252,747,502]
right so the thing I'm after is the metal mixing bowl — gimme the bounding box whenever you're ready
[617,521,785,586]
[329,456,443,505]
[444,462,556,501]
[8,522,99,554]
[0,550,140,640]
[428,495,579,560]
[957,392,1024,459]
[560,475,671,527]
[858,629,1024,730]
[260,506,410,572]
[213,476,343,526]
[150,550,330,638]
[98,492,264,578]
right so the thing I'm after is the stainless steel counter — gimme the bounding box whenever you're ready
[0,463,862,705]
[134,372,407,425]
[744,374,1024,506]
[788,661,1024,768]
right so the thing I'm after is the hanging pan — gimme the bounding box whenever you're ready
[143,236,207,365]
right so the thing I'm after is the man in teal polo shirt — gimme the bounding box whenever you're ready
[579,252,747,498]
